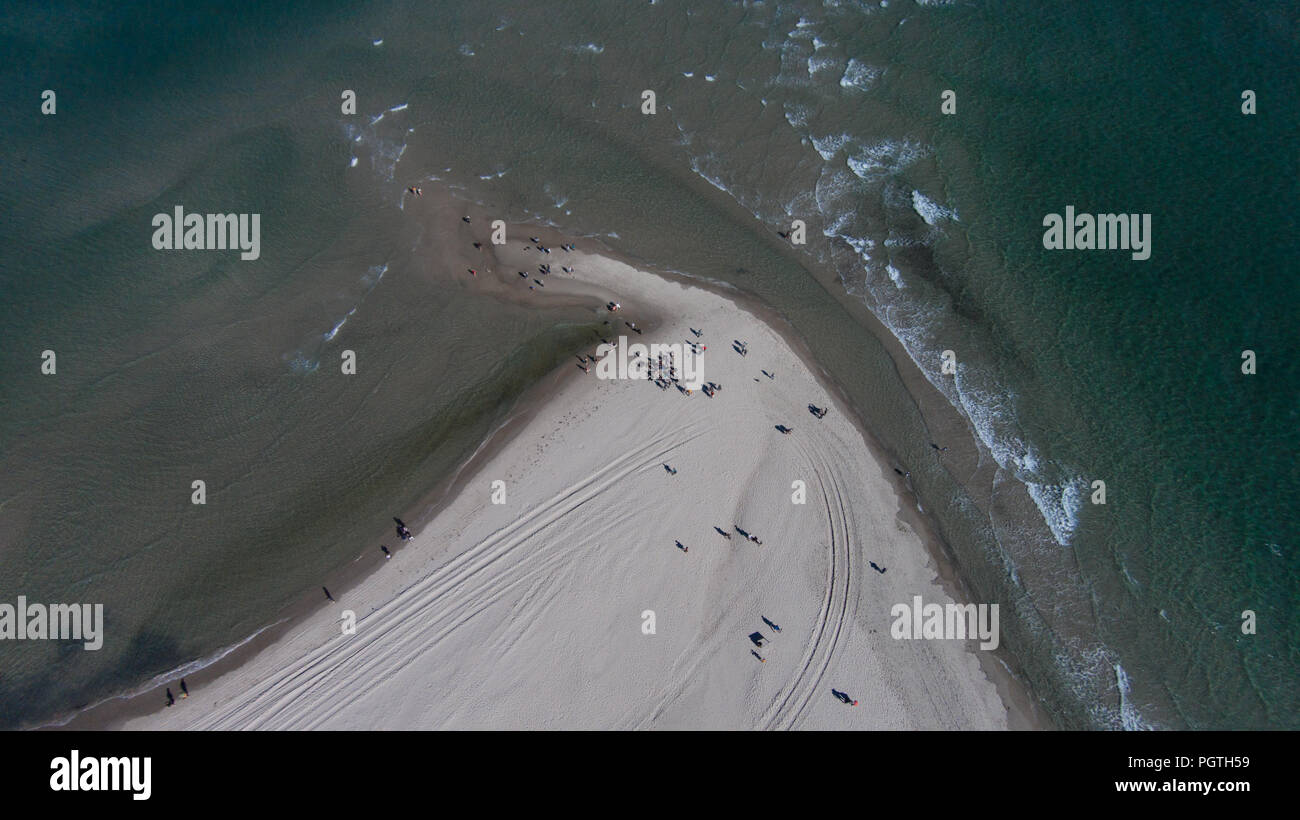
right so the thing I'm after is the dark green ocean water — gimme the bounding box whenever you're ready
[1,0,1295,729]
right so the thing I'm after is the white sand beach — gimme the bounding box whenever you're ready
[116,234,1013,730]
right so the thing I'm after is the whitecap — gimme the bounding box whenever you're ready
[885,262,905,288]
[783,102,811,129]
[808,53,841,76]
[846,139,926,181]
[840,58,882,91]
[1114,663,1155,731]
[911,189,959,225]
[811,132,852,160]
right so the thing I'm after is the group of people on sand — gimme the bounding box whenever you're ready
[164,678,190,707]
[420,217,583,288]
[637,327,865,709]
[519,238,576,290]
[382,217,870,714]
[394,517,413,541]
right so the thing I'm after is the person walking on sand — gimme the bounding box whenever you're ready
[676,540,688,553]
[165,688,175,707]
[381,545,392,559]
[180,679,189,698]
[832,689,858,706]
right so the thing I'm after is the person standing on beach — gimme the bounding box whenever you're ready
[165,688,175,707]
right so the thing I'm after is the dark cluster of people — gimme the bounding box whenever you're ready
[449,223,579,292]
[164,678,190,707]
[748,616,783,661]
[394,517,413,541]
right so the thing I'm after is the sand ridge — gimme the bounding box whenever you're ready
[115,229,1009,730]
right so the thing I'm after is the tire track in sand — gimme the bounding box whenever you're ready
[191,426,707,729]
[759,436,856,730]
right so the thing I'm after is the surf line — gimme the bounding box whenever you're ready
[151,206,261,260]
[1042,205,1151,260]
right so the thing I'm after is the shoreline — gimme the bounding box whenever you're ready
[45,191,1047,731]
